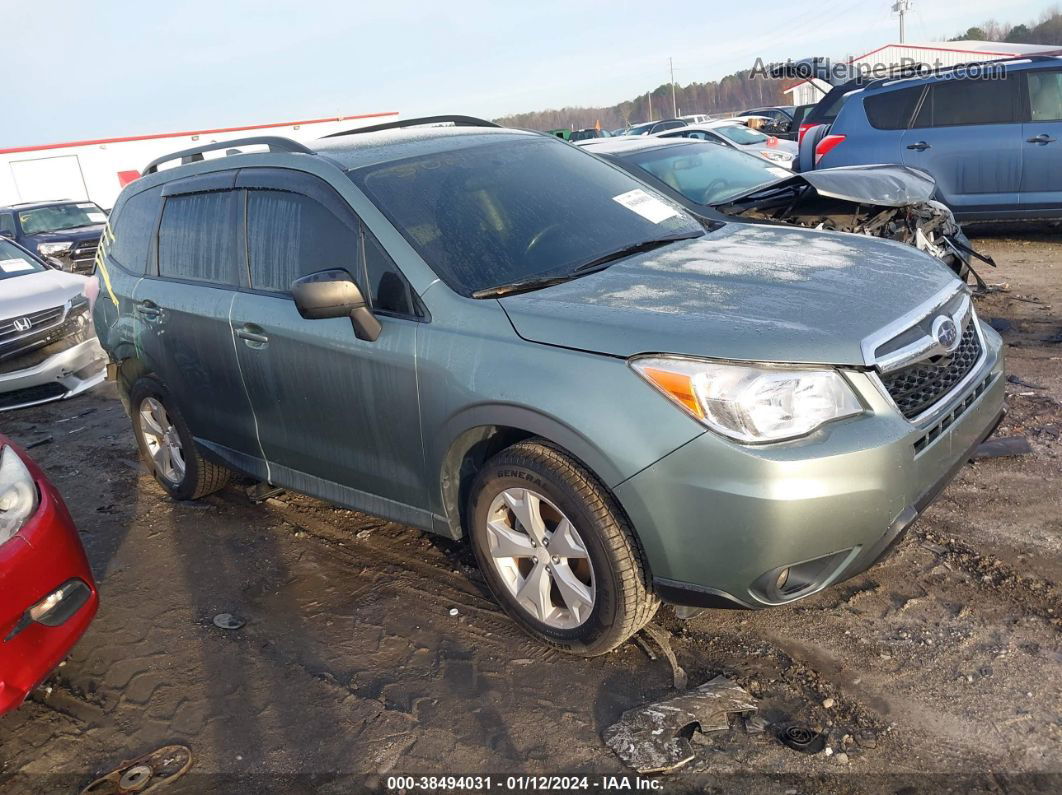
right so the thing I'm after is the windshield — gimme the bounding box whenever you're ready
[622,142,790,205]
[713,125,769,145]
[17,202,106,235]
[0,239,47,280]
[349,136,703,296]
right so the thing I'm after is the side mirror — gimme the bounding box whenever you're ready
[291,269,381,342]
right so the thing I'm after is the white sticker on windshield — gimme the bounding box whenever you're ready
[0,258,34,273]
[612,189,679,224]
[767,167,791,178]
[87,212,106,222]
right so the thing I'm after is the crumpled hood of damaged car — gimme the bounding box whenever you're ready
[724,164,938,208]
[499,224,961,366]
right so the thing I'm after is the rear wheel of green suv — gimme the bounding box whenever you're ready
[130,378,232,501]
[468,439,658,656]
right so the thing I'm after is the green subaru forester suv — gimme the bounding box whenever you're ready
[92,117,1004,655]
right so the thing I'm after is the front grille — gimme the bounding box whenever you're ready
[0,304,89,366]
[0,382,67,410]
[881,322,983,419]
[913,373,994,454]
[0,305,64,342]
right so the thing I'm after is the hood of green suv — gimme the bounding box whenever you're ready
[499,224,961,366]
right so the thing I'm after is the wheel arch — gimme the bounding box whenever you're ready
[436,405,628,541]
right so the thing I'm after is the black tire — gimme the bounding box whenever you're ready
[129,377,231,501]
[467,439,659,656]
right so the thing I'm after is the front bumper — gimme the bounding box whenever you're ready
[615,321,1006,609]
[0,472,98,714]
[0,338,106,411]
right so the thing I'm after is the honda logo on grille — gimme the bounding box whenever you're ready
[12,317,32,332]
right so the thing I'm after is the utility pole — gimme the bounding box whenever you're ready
[648,91,653,122]
[892,0,911,43]
[669,57,678,118]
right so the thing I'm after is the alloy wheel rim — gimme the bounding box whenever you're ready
[139,397,185,485]
[485,487,595,629]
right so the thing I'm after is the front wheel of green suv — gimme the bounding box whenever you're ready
[467,439,659,656]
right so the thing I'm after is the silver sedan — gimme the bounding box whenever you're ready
[657,121,798,168]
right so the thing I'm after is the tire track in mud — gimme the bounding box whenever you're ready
[211,490,562,663]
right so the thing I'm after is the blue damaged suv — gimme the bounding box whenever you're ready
[812,56,1062,222]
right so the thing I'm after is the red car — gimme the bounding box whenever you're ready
[0,434,98,715]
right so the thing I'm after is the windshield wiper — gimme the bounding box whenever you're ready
[472,231,703,299]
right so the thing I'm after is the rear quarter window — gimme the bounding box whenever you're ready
[109,187,163,274]
[864,85,924,130]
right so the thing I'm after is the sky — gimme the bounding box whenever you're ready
[1,0,1054,148]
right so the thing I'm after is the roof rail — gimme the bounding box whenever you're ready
[866,53,1062,91]
[141,136,315,176]
[324,115,500,138]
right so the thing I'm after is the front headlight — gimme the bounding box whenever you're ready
[760,150,794,164]
[631,357,863,443]
[37,242,73,258]
[0,445,39,545]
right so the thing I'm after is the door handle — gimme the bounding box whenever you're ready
[906,141,930,151]
[135,300,161,319]
[1026,133,1056,144]
[236,325,269,346]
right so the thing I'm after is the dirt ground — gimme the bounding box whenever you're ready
[0,233,1060,794]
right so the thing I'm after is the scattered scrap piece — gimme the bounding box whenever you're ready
[80,744,193,794]
[212,613,245,630]
[775,723,827,755]
[1006,374,1046,390]
[639,624,688,690]
[603,675,757,774]
[973,436,1033,460]
[25,436,53,450]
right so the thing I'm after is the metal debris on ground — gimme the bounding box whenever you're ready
[603,675,757,774]
[972,436,1034,460]
[25,436,53,449]
[1006,374,1046,390]
[775,723,828,755]
[246,482,286,504]
[212,613,245,630]
[638,624,688,691]
[80,744,193,794]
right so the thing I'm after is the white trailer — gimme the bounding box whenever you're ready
[0,111,399,210]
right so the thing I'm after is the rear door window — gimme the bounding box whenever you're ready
[157,191,241,285]
[245,189,358,294]
[1028,70,1062,121]
[0,214,15,237]
[110,186,163,273]
[864,85,924,129]
[912,75,1021,127]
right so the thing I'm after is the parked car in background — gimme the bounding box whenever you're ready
[657,121,798,168]
[579,136,986,284]
[736,106,796,137]
[809,56,1062,222]
[569,128,612,142]
[625,118,687,136]
[95,117,1003,656]
[0,237,105,411]
[677,113,712,125]
[0,200,108,275]
[0,434,99,715]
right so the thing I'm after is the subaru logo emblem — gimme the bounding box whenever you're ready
[932,316,959,352]
[13,317,31,333]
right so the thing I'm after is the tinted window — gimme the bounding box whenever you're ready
[110,187,163,273]
[653,120,686,132]
[363,227,415,316]
[349,136,702,296]
[246,190,357,293]
[912,76,1020,127]
[1028,71,1062,121]
[0,214,14,237]
[864,86,923,130]
[626,142,787,205]
[714,125,770,145]
[0,239,47,281]
[158,191,241,285]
